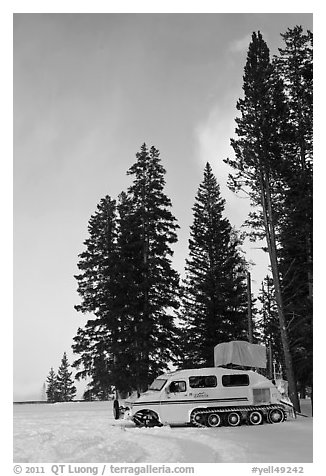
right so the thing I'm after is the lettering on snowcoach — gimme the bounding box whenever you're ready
[193,391,209,398]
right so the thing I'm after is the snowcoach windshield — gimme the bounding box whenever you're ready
[149,379,167,391]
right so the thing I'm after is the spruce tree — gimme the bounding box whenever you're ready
[124,144,180,391]
[73,146,180,395]
[56,352,77,402]
[73,195,129,397]
[46,367,58,403]
[225,31,300,411]
[180,163,248,368]
[114,191,145,393]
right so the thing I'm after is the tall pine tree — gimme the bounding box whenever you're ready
[273,26,313,398]
[225,31,300,411]
[180,163,248,368]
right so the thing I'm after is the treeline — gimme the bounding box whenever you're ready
[72,26,312,411]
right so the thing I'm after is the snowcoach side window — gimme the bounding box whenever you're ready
[189,375,217,388]
[169,381,186,393]
[222,374,249,387]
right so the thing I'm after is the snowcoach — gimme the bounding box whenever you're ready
[114,341,293,428]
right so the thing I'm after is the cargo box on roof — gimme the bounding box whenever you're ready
[214,340,267,369]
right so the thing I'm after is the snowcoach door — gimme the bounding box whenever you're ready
[160,379,189,424]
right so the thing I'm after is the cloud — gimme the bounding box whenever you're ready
[229,34,252,53]
[195,103,248,229]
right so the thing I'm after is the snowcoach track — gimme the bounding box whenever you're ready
[190,404,287,427]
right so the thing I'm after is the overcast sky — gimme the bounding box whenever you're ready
[13,12,313,400]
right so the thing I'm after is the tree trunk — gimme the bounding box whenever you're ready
[299,382,306,399]
[247,272,253,343]
[259,170,301,413]
[267,341,273,380]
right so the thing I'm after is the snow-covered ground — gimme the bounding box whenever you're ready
[13,399,312,463]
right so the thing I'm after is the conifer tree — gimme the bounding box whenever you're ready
[114,191,145,393]
[180,163,248,367]
[124,144,180,391]
[46,367,58,403]
[225,31,300,411]
[273,26,313,399]
[56,352,77,402]
[73,195,129,397]
[73,146,180,395]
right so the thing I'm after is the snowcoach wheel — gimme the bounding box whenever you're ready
[207,413,222,428]
[268,408,285,424]
[192,412,207,426]
[133,410,162,427]
[227,412,241,427]
[113,400,120,420]
[248,411,263,425]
